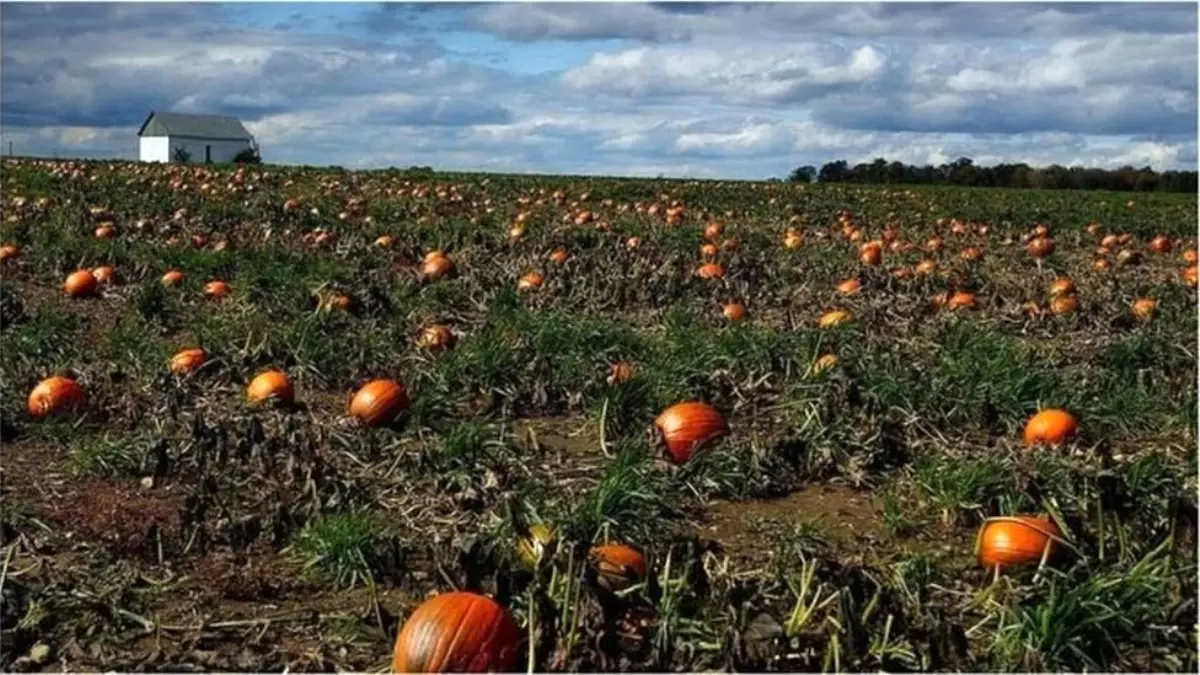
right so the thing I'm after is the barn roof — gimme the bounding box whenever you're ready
[137,111,253,141]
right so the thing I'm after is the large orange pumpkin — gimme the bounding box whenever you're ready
[422,254,456,281]
[392,591,521,673]
[517,271,544,291]
[589,543,649,593]
[1026,236,1055,258]
[1023,409,1078,447]
[836,278,861,295]
[0,243,20,262]
[1130,297,1158,321]
[203,280,231,299]
[64,269,98,297]
[696,263,725,279]
[722,302,746,322]
[28,376,87,418]
[247,370,294,405]
[170,348,209,375]
[350,378,410,427]
[976,515,1062,570]
[654,402,729,464]
[162,269,186,286]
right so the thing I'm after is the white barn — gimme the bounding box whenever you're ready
[137,111,257,164]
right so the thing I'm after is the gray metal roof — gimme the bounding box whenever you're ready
[137,111,254,141]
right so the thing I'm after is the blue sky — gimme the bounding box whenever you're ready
[1,1,1196,179]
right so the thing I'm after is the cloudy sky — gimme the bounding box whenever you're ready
[2,1,1196,179]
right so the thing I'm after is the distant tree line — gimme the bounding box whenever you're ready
[787,157,1198,193]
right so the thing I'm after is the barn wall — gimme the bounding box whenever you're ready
[138,137,170,163]
[167,136,252,163]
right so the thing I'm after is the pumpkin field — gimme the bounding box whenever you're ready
[1,156,1197,672]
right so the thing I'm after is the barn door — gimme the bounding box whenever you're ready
[205,145,212,163]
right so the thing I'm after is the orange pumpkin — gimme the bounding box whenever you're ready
[170,348,209,375]
[589,543,649,593]
[0,243,20,262]
[417,325,456,352]
[162,269,185,286]
[94,224,115,239]
[696,263,725,279]
[1093,258,1110,271]
[1131,297,1158,320]
[818,309,851,328]
[1023,409,1078,447]
[837,278,861,295]
[782,230,803,250]
[1182,249,1198,265]
[92,265,117,284]
[1149,235,1172,254]
[699,243,719,258]
[959,247,983,262]
[1183,265,1198,288]
[807,353,839,378]
[859,243,882,266]
[1099,234,1120,249]
[549,249,569,264]
[64,269,98,297]
[703,221,723,241]
[27,376,87,418]
[203,280,231,299]
[654,402,729,464]
[1048,294,1079,316]
[946,290,978,310]
[925,236,944,253]
[422,254,456,281]
[722,302,746,322]
[247,370,294,405]
[392,591,521,673]
[607,361,635,386]
[976,516,1062,570]
[1047,277,1075,298]
[517,271,544,291]
[1026,236,1055,258]
[321,292,355,312]
[374,234,394,248]
[349,378,410,427]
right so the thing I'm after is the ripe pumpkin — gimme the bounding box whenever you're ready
[1026,236,1055,258]
[417,325,456,352]
[392,591,521,673]
[1183,265,1198,288]
[859,243,882,266]
[374,234,394,248]
[959,247,983,262]
[704,221,723,241]
[86,263,116,284]
[1149,235,1172,254]
[1182,249,1199,264]
[782,230,803,250]
[422,255,456,282]
[517,271,544,291]
[170,348,208,375]
[654,401,729,464]
[94,223,115,239]
[1048,294,1079,316]
[64,269,99,297]
[247,370,294,405]
[946,290,978,311]
[203,280,231,299]
[976,515,1062,570]
[1023,409,1078,447]
[27,376,87,418]
[1130,297,1158,320]
[0,243,20,262]
[607,361,635,386]
[696,263,725,279]
[836,278,861,295]
[818,309,851,328]
[699,243,719,258]
[722,302,746,322]
[162,269,185,286]
[350,378,410,427]
[549,249,569,264]
[590,543,648,593]
[1047,277,1075,298]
